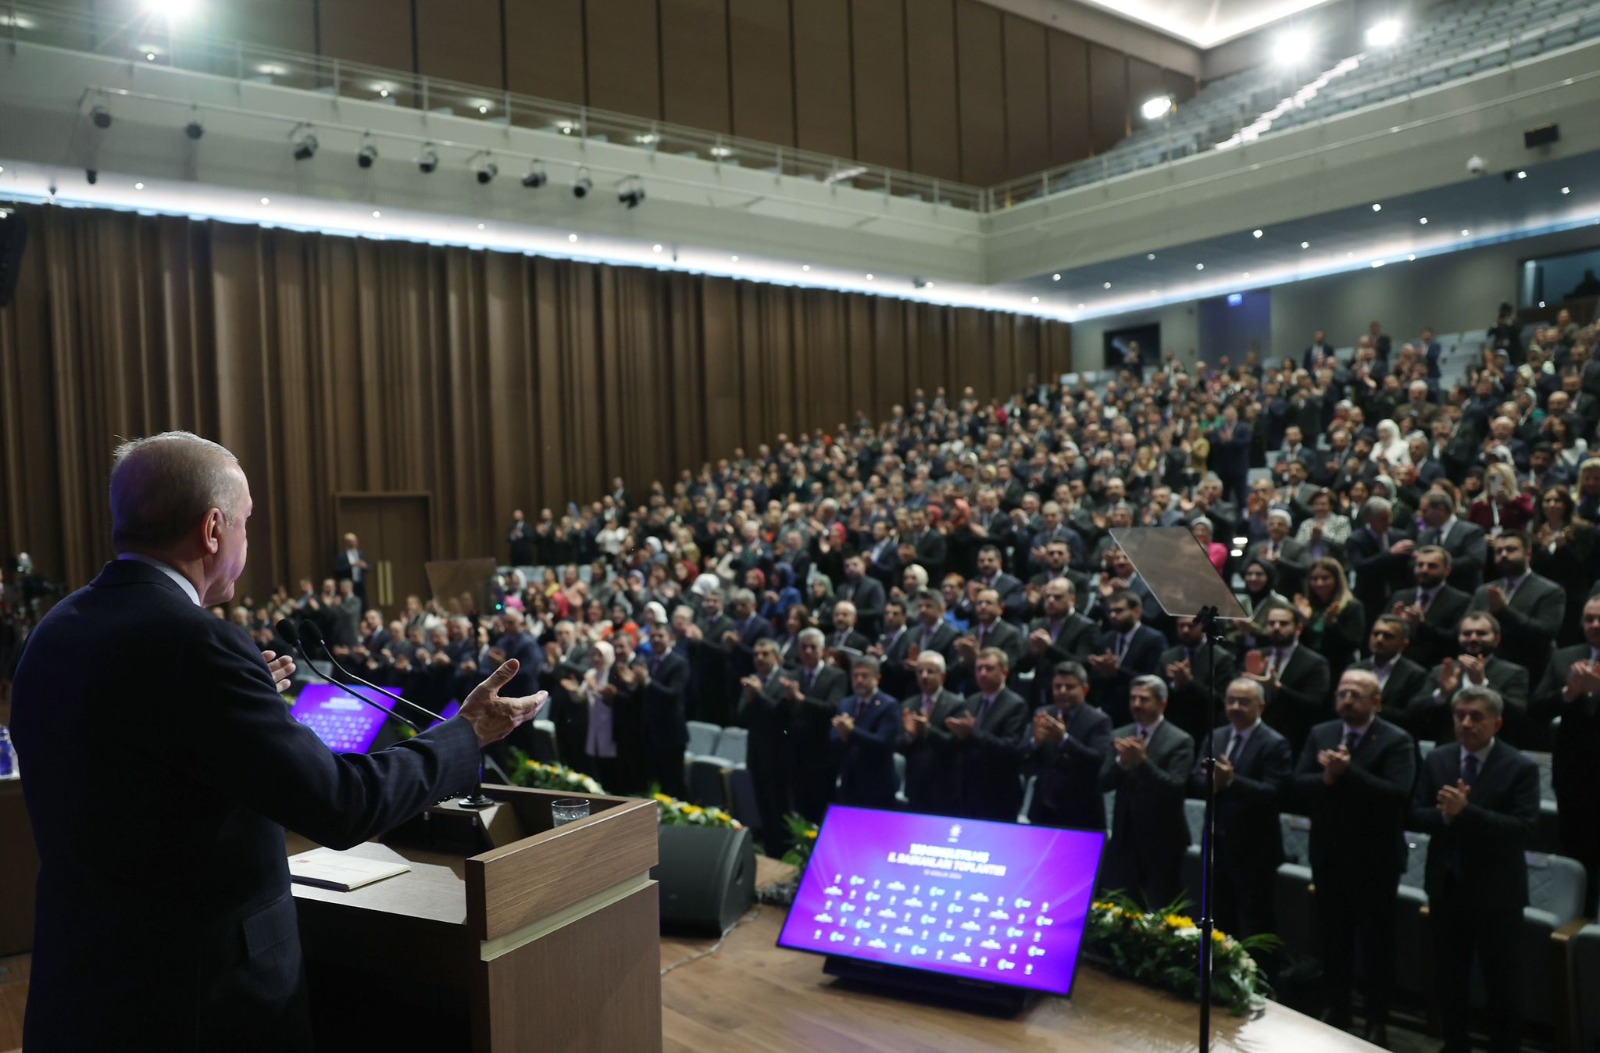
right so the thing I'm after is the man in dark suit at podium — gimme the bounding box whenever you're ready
[1194,678,1291,941]
[1024,662,1113,831]
[10,431,546,1053]
[1410,685,1539,1053]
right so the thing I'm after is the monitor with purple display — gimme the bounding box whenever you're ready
[288,684,404,754]
[777,806,1105,999]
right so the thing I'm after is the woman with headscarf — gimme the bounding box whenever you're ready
[570,640,618,790]
[1191,517,1229,573]
[1370,420,1410,470]
[1236,556,1288,651]
[760,563,803,629]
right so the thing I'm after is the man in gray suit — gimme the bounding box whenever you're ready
[1099,675,1196,910]
[896,651,969,816]
[1417,490,1489,592]
[1468,531,1563,689]
[1245,508,1312,598]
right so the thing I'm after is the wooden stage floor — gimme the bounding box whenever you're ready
[661,905,1381,1053]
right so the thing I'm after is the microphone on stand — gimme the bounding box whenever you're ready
[297,620,496,810]
[275,619,421,734]
[296,619,445,726]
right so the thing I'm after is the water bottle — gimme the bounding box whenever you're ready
[0,725,14,778]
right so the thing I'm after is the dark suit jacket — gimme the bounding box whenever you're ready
[1013,613,1099,706]
[1245,538,1312,598]
[956,688,1029,821]
[641,648,690,744]
[1259,643,1333,755]
[907,619,960,661]
[1388,583,1472,670]
[1194,722,1292,874]
[1469,572,1564,685]
[1423,520,1489,592]
[833,691,902,808]
[11,561,481,1052]
[1160,642,1238,745]
[1350,656,1429,723]
[1091,623,1167,727]
[1536,645,1600,795]
[1409,741,1540,909]
[897,689,970,815]
[1024,703,1113,830]
[1291,717,1417,880]
[1411,656,1531,745]
[834,576,887,638]
[1100,720,1196,883]
[1346,526,1414,619]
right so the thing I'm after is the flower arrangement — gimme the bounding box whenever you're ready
[650,787,743,829]
[779,813,820,871]
[506,748,607,795]
[1084,893,1277,1016]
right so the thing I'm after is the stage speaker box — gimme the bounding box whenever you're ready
[0,207,28,309]
[652,825,756,936]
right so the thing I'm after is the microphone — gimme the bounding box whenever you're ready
[297,619,446,726]
[275,619,421,734]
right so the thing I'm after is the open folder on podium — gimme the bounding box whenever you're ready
[1108,528,1249,622]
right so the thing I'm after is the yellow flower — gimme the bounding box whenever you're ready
[1165,914,1196,930]
[804,829,818,840]
[652,793,673,803]
[684,805,704,816]
[1212,929,1229,943]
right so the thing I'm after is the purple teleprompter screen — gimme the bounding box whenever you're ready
[776,806,1106,997]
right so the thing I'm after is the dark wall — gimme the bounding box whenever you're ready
[89,0,1197,185]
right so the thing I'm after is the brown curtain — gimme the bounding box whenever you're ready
[0,205,1070,598]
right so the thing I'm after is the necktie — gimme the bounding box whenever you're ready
[923,696,935,717]
[804,667,814,692]
[1226,733,1244,763]
[1117,634,1129,660]
[1374,662,1391,686]
[1419,588,1435,612]
[1137,725,1149,743]
[1462,753,1480,785]
[1344,730,1360,753]
[978,625,988,647]
[978,696,994,723]
[1424,528,1440,546]
[1502,576,1520,599]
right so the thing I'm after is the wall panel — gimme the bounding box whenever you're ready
[416,0,504,90]
[904,0,961,183]
[318,0,414,73]
[586,0,661,118]
[849,0,909,172]
[953,0,1005,186]
[1002,14,1049,181]
[792,0,855,159]
[728,0,795,146]
[1046,31,1091,167]
[1126,57,1165,122]
[506,0,586,102]
[227,0,317,55]
[1087,43,1127,154]
[660,0,732,134]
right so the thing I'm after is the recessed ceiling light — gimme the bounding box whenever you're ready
[1460,229,1470,236]
[1347,251,1354,258]
[1371,203,1382,212]
[1408,254,1416,261]
[568,233,579,242]
[1419,217,1428,225]
[1146,253,1156,261]
[379,88,389,98]
[134,182,144,190]
[923,281,934,288]
[371,209,381,217]
[1301,241,1309,249]
[652,243,662,252]
[865,273,874,280]
[1052,273,1061,281]
[1252,229,1263,238]
[1516,170,1527,179]
[145,52,156,60]
[1242,272,1250,278]
[478,104,489,114]
[1103,282,1112,289]
[1371,260,1384,268]
[1077,303,1085,310]
[1031,296,1039,303]
[730,255,739,262]
[1195,263,1204,271]
[1539,300,1546,307]
[1365,18,1402,47]
[259,197,270,205]
[477,223,485,230]
[1562,186,1571,195]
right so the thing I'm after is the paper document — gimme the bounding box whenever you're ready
[289,848,411,891]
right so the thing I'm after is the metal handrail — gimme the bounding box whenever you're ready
[0,0,986,211]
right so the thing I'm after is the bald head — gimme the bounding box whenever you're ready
[111,431,247,552]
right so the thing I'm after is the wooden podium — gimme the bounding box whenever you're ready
[288,785,661,1053]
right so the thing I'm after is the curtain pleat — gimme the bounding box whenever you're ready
[0,205,1070,597]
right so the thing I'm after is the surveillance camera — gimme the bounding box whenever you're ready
[474,161,498,185]
[357,143,378,169]
[521,169,547,189]
[185,121,204,140]
[573,175,592,198]
[1466,155,1486,176]
[91,106,111,129]
[85,169,98,185]
[418,147,439,174]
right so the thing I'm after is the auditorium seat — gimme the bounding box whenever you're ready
[687,756,733,810]
[712,726,748,767]
[1502,853,1589,1029]
[686,719,721,759]
[1392,832,1432,1001]
[1571,924,1600,1052]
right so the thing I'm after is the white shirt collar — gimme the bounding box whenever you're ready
[1462,739,1495,765]
[118,553,202,606]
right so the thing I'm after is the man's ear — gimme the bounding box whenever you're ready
[200,508,225,555]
